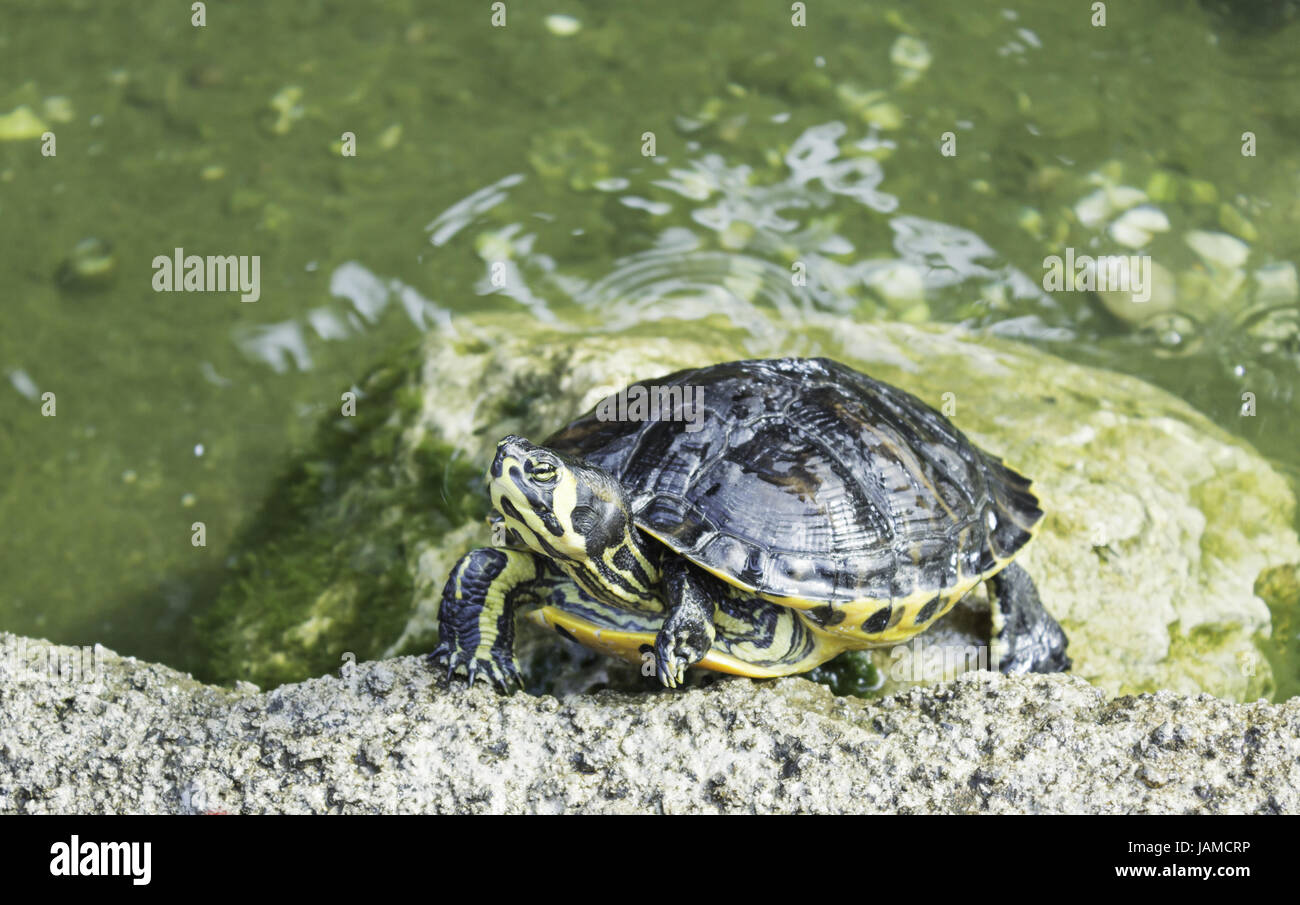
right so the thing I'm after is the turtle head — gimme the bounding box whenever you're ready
[489,435,632,564]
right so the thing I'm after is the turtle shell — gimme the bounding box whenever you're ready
[544,358,1042,605]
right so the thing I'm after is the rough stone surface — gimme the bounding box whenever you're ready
[202,314,1300,700]
[1,633,1296,815]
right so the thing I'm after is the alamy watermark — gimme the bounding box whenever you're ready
[1,636,104,689]
[595,384,705,432]
[49,836,151,885]
[1043,248,1151,303]
[151,247,260,302]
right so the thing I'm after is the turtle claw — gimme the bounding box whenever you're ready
[656,655,678,689]
[429,640,465,681]
[654,629,704,689]
[430,642,523,693]
[654,646,676,688]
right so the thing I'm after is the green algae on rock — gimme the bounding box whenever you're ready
[196,356,483,688]
[201,313,1300,700]
[1255,563,1300,700]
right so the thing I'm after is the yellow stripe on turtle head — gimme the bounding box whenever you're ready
[489,438,585,561]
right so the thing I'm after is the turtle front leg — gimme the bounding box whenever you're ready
[655,559,719,688]
[432,547,545,690]
[987,562,1071,674]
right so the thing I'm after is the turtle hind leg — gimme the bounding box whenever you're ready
[987,562,1071,674]
[432,547,544,691]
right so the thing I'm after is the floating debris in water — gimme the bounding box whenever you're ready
[0,105,49,141]
[1185,179,1218,205]
[890,35,932,86]
[1017,206,1044,238]
[836,85,904,129]
[528,128,612,190]
[42,96,75,124]
[266,85,304,136]
[377,123,403,150]
[58,238,117,290]
[891,35,932,71]
[1145,170,1176,202]
[1218,203,1259,242]
[7,369,39,401]
[544,14,581,36]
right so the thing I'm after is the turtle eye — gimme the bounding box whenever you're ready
[529,462,557,484]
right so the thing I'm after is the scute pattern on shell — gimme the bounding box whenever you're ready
[545,358,1042,604]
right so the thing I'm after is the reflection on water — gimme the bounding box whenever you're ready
[236,121,1086,372]
[234,262,453,373]
[237,113,1296,435]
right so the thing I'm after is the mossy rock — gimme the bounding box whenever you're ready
[200,312,1299,700]
[197,357,482,688]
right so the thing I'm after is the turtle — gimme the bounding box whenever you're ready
[432,357,1070,690]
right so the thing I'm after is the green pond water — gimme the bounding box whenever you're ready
[2,1,1298,697]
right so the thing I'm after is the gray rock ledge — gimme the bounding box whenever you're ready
[1,633,1296,814]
